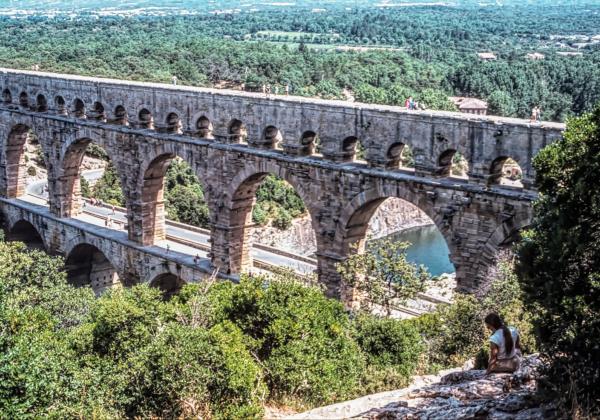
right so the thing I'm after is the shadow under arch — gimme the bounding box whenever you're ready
[149,272,186,300]
[2,88,11,104]
[113,105,128,125]
[19,91,29,108]
[36,94,48,112]
[72,98,86,118]
[64,242,121,295]
[6,219,46,250]
[219,163,319,274]
[138,151,210,245]
[57,136,126,218]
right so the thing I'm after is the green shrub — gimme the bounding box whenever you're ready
[27,165,36,176]
[80,176,91,198]
[91,162,125,206]
[272,207,292,230]
[412,293,485,369]
[252,201,269,225]
[206,276,366,407]
[89,285,175,356]
[165,184,210,227]
[353,314,423,373]
[117,321,265,419]
[85,143,109,160]
[353,314,424,391]
[0,242,434,415]
[0,325,86,418]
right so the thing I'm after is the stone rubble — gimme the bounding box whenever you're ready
[358,356,555,420]
[286,356,556,420]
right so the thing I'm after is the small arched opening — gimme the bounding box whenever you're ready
[195,116,213,138]
[138,108,154,129]
[72,98,86,118]
[6,220,45,250]
[113,105,128,125]
[228,119,247,143]
[437,149,469,179]
[342,136,359,161]
[300,131,318,156]
[165,112,183,134]
[54,96,67,115]
[65,243,121,295]
[2,88,11,104]
[150,273,186,300]
[490,157,524,188]
[262,125,283,149]
[385,143,415,170]
[36,94,48,112]
[339,136,366,162]
[19,92,29,108]
[90,102,106,121]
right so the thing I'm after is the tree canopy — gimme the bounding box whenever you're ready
[517,106,600,417]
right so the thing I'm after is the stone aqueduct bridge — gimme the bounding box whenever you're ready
[0,68,564,297]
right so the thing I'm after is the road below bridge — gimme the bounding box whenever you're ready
[24,173,317,276]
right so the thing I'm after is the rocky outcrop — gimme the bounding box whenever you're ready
[285,355,555,420]
[365,199,433,240]
[252,213,318,256]
[253,199,432,257]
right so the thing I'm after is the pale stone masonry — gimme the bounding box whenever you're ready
[0,68,565,298]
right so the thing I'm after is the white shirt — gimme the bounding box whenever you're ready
[489,326,518,359]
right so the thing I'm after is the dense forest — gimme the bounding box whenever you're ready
[0,3,599,121]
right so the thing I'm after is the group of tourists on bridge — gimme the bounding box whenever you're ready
[405,96,426,111]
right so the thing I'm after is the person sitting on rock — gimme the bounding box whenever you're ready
[484,312,521,374]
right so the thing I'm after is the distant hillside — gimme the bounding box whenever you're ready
[1,0,596,15]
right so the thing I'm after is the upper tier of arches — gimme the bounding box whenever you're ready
[0,91,533,189]
[0,70,564,190]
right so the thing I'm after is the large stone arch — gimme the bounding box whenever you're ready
[63,240,122,295]
[134,143,212,246]
[334,184,445,255]
[212,161,319,275]
[55,127,128,218]
[5,218,47,250]
[0,119,50,199]
[316,184,457,298]
[149,271,187,299]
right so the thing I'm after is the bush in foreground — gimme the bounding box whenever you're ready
[0,241,427,417]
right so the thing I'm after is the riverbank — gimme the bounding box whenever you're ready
[252,198,434,257]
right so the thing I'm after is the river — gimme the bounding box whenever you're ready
[377,224,455,276]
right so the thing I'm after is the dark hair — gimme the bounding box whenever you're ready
[484,313,513,355]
